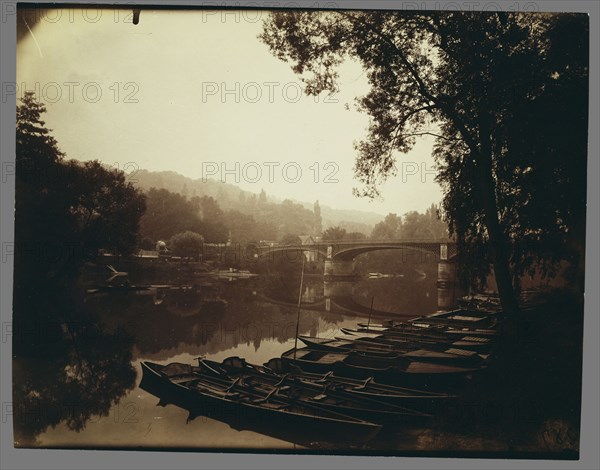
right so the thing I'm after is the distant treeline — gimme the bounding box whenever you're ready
[15,93,146,284]
[135,170,448,247]
[137,185,448,247]
[138,187,318,245]
[15,91,449,282]
[133,169,378,236]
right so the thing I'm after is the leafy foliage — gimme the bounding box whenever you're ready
[261,11,588,311]
[132,170,378,238]
[313,200,323,236]
[280,234,302,245]
[66,160,147,258]
[139,189,230,243]
[15,92,146,284]
[322,226,347,241]
[169,231,204,260]
[370,204,448,240]
[371,213,402,239]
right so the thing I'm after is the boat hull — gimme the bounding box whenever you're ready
[198,357,431,425]
[140,361,382,443]
[298,336,486,367]
[264,358,454,412]
[280,348,482,388]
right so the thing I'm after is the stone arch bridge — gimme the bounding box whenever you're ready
[257,239,460,309]
[258,239,456,272]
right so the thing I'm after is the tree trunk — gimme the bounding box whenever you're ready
[477,116,521,317]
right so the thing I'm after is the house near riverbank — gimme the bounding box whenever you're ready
[299,235,320,262]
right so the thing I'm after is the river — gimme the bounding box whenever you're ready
[12,254,447,450]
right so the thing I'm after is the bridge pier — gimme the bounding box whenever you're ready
[436,259,462,310]
[323,280,354,299]
[324,259,355,278]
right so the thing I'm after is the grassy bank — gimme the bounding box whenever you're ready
[379,288,584,457]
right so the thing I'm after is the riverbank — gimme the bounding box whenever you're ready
[375,288,584,457]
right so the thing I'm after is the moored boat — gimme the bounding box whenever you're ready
[410,309,499,329]
[140,360,382,442]
[279,347,485,386]
[263,357,454,411]
[357,308,500,334]
[298,335,487,366]
[196,356,430,424]
[339,328,493,353]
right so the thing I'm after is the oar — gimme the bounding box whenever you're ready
[233,362,426,415]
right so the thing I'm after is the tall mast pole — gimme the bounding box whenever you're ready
[293,254,307,360]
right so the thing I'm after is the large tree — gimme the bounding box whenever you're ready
[371,213,402,240]
[313,200,323,236]
[169,231,204,260]
[140,188,204,242]
[261,11,588,315]
[66,160,147,258]
[322,225,347,241]
[15,92,146,283]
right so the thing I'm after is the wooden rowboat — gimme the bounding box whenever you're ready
[197,357,430,424]
[140,361,382,442]
[280,347,485,386]
[298,335,487,366]
[410,309,499,329]
[263,357,454,410]
[339,329,493,353]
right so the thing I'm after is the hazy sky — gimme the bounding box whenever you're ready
[16,8,443,215]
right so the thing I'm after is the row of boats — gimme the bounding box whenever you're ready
[140,307,501,443]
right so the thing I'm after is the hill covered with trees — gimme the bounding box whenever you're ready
[132,169,380,238]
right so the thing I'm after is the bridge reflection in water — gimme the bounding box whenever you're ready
[258,239,461,311]
[13,253,446,447]
[260,276,442,320]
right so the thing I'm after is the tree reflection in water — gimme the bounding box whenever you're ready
[12,285,137,446]
[12,253,438,446]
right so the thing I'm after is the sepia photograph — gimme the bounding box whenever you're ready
[7,2,592,461]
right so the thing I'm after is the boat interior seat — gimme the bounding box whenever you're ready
[251,387,279,404]
[310,394,327,401]
[161,363,193,377]
[200,386,240,398]
[225,378,242,391]
[313,371,334,383]
[462,336,489,342]
[254,401,288,410]
[173,376,198,384]
[251,396,281,405]
[316,354,342,364]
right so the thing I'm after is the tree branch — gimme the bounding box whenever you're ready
[339,11,482,158]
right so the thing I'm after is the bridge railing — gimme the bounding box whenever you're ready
[259,239,454,248]
[255,239,458,263]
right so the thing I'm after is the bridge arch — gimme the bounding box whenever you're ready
[332,245,441,262]
[256,241,457,262]
[255,245,328,261]
[257,291,395,318]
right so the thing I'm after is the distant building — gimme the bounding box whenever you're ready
[155,240,172,258]
[299,235,317,262]
[135,249,159,259]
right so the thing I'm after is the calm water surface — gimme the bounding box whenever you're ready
[13,260,443,450]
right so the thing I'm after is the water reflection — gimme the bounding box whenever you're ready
[12,287,137,447]
[13,256,438,448]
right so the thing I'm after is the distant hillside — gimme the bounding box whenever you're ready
[304,202,383,232]
[131,169,383,234]
[131,170,245,211]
